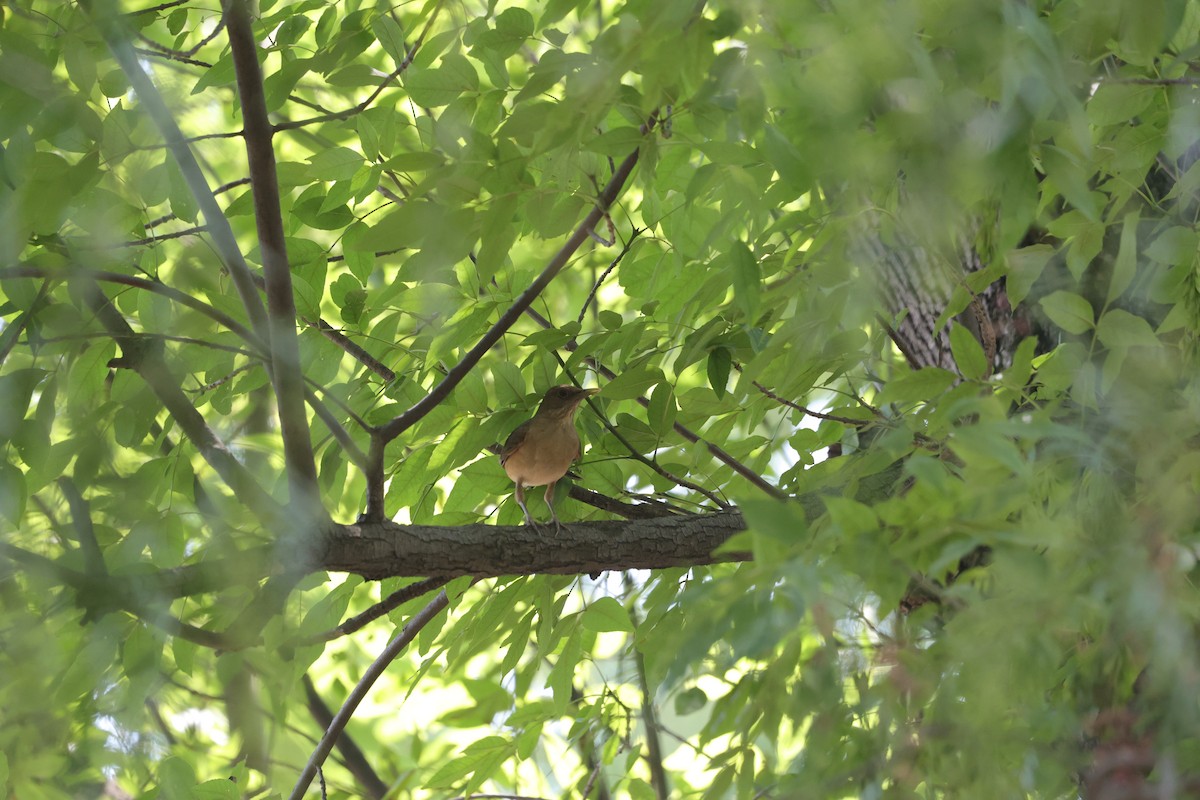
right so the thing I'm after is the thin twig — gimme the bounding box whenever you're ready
[123,225,209,248]
[623,574,669,800]
[0,278,52,364]
[740,372,878,425]
[576,228,643,326]
[297,577,447,645]
[287,589,452,800]
[0,266,266,354]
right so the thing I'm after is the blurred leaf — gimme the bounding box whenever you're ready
[1108,210,1138,303]
[1039,290,1095,334]
[581,597,633,633]
[949,323,988,380]
[1095,308,1159,349]
[729,241,761,322]
[878,368,957,406]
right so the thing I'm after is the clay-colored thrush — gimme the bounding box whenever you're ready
[500,385,598,530]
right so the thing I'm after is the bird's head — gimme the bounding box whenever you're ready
[536,384,599,419]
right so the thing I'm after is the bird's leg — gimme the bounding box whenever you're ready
[515,480,536,527]
[544,482,564,535]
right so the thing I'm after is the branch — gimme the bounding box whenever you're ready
[738,368,879,426]
[288,589,452,800]
[85,0,270,341]
[575,377,729,508]
[79,279,283,523]
[306,322,672,522]
[0,541,235,648]
[318,510,751,580]
[305,386,369,470]
[625,575,669,800]
[0,278,52,364]
[122,225,208,248]
[0,267,265,355]
[225,0,322,517]
[576,228,643,326]
[302,675,389,800]
[377,114,658,444]
[56,477,106,577]
[297,577,448,644]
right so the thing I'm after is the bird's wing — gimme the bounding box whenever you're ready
[500,419,532,467]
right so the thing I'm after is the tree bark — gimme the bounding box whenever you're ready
[315,510,751,580]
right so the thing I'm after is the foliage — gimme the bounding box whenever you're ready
[1,0,1199,798]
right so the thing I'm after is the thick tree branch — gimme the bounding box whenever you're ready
[316,510,750,580]
[625,574,669,800]
[0,541,234,648]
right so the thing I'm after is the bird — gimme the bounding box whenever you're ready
[500,384,599,531]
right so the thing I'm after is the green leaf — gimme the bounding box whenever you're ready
[425,735,514,789]
[1108,210,1138,303]
[0,462,25,526]
[674,686,708,715]
[877,368,957,406]
[1087,82,1155,127]
[707,347,732,398]
[601,365,664,401]
[371,13,408,66]
[948,323,988,380]
[1041,145,1098,221]
[475,7,535,57]
[1004,244,1055,308]
[406,54,479,107]
[1095,308,1160,349]
[581,597,634,633]
[158,757,196,800]
[1039,290,1094,334]
[546,627,582,712]
[1144,225,1198,265]
[193,778,240,800]
[306,146,365,181]
[729,241,761,321]
[646,379,677,436]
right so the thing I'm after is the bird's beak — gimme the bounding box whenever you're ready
[584,388,600,397]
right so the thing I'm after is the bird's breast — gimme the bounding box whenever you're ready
[502,417,580,486]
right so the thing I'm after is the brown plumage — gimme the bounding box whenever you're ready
[500,385,598,530]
